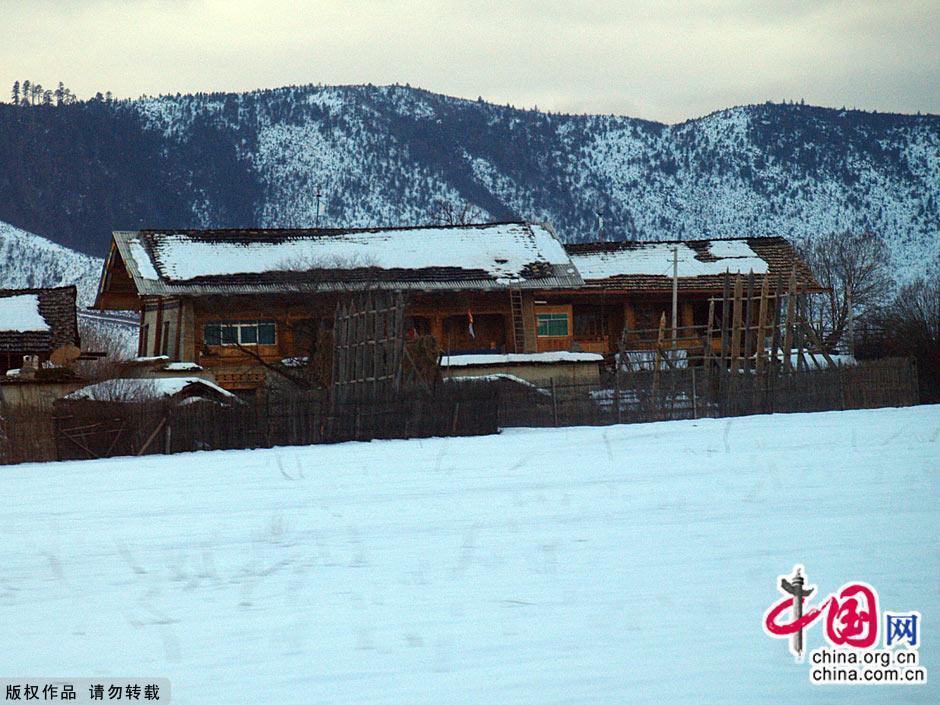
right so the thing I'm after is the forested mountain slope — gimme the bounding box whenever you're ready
[0,84,936,278]
[0,220,102,305]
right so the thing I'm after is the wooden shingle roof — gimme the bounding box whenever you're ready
[105,222,583,298]
[565,237,821,292]
[0,286,80,354]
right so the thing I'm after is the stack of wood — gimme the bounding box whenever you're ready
[310,329,334,388]
[403,334,442,391]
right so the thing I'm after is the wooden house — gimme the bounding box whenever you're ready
[93,222,820,391]
[94,223,584,391]
[549,237,821,355]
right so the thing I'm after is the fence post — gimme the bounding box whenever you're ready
[691,367,698,419]
[839,366,846,410]
[615,371,622,425]
[551,377,558,427]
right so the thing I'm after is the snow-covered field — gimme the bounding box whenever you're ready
[2,407,937,704]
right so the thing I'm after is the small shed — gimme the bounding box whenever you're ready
[52,377,241,460]
[60,377,236,406]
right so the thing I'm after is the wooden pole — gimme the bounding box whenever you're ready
[720,272,731,366]
[551,377,558,427]
[652,313,666,400]
[755,275,770,373]
[796,287,808,372]
[770,273,784,372]
[731,275,744,373]
[743,271,755,372]
[671,246,679,349]
[801,320,835,368]
[782,270,797,372]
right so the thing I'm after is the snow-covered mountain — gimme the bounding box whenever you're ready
[0,220,102,305]
[0,84,937,280]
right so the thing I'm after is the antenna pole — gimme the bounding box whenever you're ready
[671,245,679,349]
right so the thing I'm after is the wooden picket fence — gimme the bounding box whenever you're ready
[0,357,919,466]
[44,383,498,462]
[495,357,918,429]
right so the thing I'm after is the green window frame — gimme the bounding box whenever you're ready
[536,312,570,337]
[204,320,277,346]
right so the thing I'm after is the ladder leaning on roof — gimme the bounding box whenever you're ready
[509,285,527,353]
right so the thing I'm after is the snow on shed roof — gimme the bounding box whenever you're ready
[0,294,49,332]
[111,222,582,295]
[62,377,235,403]
[441,352,603,367]
[0,286,80,354]
[565,237,821,291]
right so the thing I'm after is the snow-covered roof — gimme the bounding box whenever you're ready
[573,242,768,279]
[442,373,551,395]
[130,355,170,363]
[0,286,80,354]
[441,352,603,367]
[565,237,820,291]
[62,377,235,403]
[108,222,583,295]
[163,361,203,371]
[0,294,49,332]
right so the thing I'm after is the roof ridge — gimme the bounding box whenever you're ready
[135,221,532,238]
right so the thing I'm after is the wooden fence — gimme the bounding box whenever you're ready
[495,357,918,429]
[46,383,499,462]
[0,357,919,465]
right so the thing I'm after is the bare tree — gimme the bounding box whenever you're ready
[884,270,939,344]
[74,318,138,381]
[278,252,378,272]
[872,266,940,402]
[430,198,486,226]
[797,231,894,350]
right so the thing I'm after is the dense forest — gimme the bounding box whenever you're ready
[0,82,937,277]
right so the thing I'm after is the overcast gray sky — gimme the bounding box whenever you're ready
[2,0,937,123]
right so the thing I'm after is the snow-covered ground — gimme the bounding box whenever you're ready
[2,406,937,704]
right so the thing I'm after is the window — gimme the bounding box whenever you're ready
[139,323,150,356]
[204,321,277,346]
[634,304,668,336]
[574,312,608,340]
[536,312,569,337]
[161,320,171,356]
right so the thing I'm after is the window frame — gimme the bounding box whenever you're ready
[161,320,171,356]
[536,312,570,338]
[203,320,277,347]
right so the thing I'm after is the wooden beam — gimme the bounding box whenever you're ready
[720,273,731,366]
[705,298,715,369]
[743,272,754,372]
[730,275,744,373]
[755,275,769,373]
[769,273,784,373]
[782,269,797,372]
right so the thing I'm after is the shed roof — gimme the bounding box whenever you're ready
[0,286,80,354]
[103,222,582,299]
[61,377,235,403]
[564,237,821,291]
